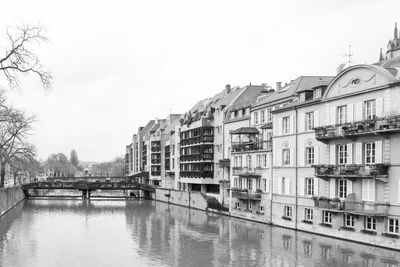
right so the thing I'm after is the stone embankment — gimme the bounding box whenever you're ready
[0,186,25,217]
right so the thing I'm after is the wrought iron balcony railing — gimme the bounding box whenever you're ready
[313,164,389,179]
[179,171,213,178]
[232,189,262,200]
[231,140,272,153]
[314,115,400,142]
[232,167,262,178]
[180,154,213,162]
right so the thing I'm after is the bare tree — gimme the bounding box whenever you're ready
[0,106,36,187]
[0,24,52,90]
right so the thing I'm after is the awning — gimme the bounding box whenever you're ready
[128,171,149,178]
[230,127,259,135]
[261,122,273,129]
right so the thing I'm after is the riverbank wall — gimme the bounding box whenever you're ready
[153,188,400,251]
[0,186,25,217]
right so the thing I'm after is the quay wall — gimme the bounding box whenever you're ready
[0,186,25,217]
[154,188,208,210]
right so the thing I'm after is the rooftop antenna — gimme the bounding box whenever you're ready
[340,45,354,67]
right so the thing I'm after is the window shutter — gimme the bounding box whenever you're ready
[290,116,295,134]
[347,103,354,122]
[299,112,305,132]
[376,97,384,117]
[277,177,282,195]
[362,179,375,201]
[347,143,353,164]
[314,178,319,195]
[298,147,305,166]
[375,140,382,163]
[286,178,290,195]
[330,106,336,125]
[329,178,336,198]
[330,145,336,164]
[355,142,363,164]
[276,149,282,166]
[355,102,363,121]
[314,146,319,165]
[290,149,294,166]
[347,179,353,195]
[362,179,367,201]
[298,177,304,196]
[370,180,376,201]
[314,110,320,128]
[266,178,270,193]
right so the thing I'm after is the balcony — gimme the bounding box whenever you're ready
[180,154,213,162]
[180,136,214,146]
[314,115,400,142]
[313,164,389,180]
[151,146,161,152]
[151,159,161,165]
[231,140,272,153]
[219,158,230,168]
[151,171,161,176]
[344,200,390,217]
[232,167,262,178]
[232,189,262,200]
[179,171,213,178]
[313,197,344,211]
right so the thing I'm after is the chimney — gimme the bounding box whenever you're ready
[276,82,282,91]
[225,84,231,93]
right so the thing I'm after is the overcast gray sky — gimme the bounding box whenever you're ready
[0,0,399,162]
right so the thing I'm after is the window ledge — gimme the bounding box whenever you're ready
[340,226,355,231]
[282,216,292,221]
[319,223,332,228]
[382,233,400,238]
[360,229,377,235]
[302,220,313,224]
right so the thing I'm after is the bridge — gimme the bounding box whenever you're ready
[22,177,155,199]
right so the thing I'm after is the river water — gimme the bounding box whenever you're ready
[0,199,399,267]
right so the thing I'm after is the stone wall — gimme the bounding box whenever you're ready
[0,186,25,217]
[155,188,208,210]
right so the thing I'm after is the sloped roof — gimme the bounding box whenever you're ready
[230,127,259,134]
[253,76,334,108]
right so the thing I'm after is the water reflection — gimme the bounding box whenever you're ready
[0,199,399,267]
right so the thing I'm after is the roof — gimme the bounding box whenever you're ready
[230,127,259,135]
[253,76,334,109]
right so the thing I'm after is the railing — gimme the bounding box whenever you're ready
[232,190,262,200]
[314,115,400,141]
[151,171,161,176]
[232,167,262,178]
[180,154,213,162]
[23,181,156,191]
[231,140,272,152]
[179,171,213,178]
[313,198,344,210]
[313,197,390,215]
[151,146,161,152]
[180,135,214,146]
[151,159,161,164]
[313,164,389,178]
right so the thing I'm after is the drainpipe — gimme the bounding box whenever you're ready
[294,107,299,230]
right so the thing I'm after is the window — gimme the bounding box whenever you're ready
[254,111,259,125]
[364,100,376,120]
[256,179,261,190]
[267,108,273,122]
[248,179,253,191]
[248,201,252,211]
[283,116,290,134]
[388,218,399,235]
[239,178,243,189]
[299,92,305,102]
[234,156,238,167]
[256,154,262,168]
[305,112,314,131]
[305,178,314,196]
[245,108,250,116]
[260,110,265,124]
[305,147,314,165]
[337,144,348,164]
[247,155,252,170]
[235,202,240,208]
[305,208,313,222]
[365,142,375,164]
[234,178,238,188]
[365,216,376,231]
[282,177,289,195]
[345,214,355,228]
[263,154,267,168]
[362,179,375,201]
[255,206,263,215]
[284,206,292,218]
[283,149,290,165]
[172,158,175,169]
[323,211,332,225]
[337,105,347,125]
[238,156,242,167]
[338,179,348,199]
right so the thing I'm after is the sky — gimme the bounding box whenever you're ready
[0,0,399,162]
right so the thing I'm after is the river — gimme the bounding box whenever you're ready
[0,199,399,267]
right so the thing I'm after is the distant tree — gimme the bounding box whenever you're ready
[45,153,77,177]
[0,24,52,90]
[91,156,125,177]
[69,149,80,169]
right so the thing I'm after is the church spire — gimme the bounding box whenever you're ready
[395,22,398,40]
[379,48,384,61]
